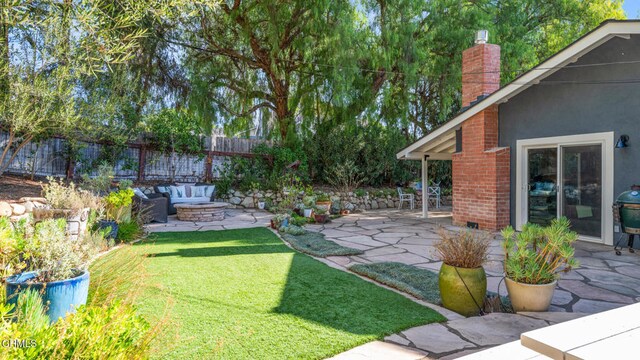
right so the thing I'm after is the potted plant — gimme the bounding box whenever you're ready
[34,177,98,240]
[435,228,491,317]
[501,217,579,312]
[272,213,290,229]
[302,195,315,217]
[3,218,90,323]
[100,188,135,240]
[316,194,331,210]
[313,207,330,224]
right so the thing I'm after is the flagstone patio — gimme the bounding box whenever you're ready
[146,208,640,359]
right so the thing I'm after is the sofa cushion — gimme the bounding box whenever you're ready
[169,185,187,198]
[193,185,215,198]
[172,196,211,204]
[133,188,148,199]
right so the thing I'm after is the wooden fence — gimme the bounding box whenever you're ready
[0,132,271,182]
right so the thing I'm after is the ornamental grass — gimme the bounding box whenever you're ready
[435,228,492,268]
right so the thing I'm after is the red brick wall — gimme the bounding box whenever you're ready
[462,43,500,108]
[453,42,510,231]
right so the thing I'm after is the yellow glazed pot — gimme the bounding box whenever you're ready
[505,277,557,312]
[439,263,486,317]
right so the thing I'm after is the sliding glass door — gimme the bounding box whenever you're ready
[519,133,612,244]
[561,145,602,238]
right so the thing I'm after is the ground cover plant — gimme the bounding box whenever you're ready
[350,262,441,304]
[281,231,364,257]
[97,228,444,359]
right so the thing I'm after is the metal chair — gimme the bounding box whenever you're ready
[428,185,441,209]
[397,187,415,209]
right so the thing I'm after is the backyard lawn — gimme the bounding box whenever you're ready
[90,228,444,359]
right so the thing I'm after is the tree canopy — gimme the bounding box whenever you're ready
[0,0,626,184]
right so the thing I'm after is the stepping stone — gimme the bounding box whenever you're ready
[365,252,430,265]
[363,247,407,257]
[329,341,428,360]
[325,256,353,267]
[446,313,549,347]
[558,280,634,304]
[401,323,476,355]
[337,235,388,248]
[588,282,640,297]
[615,265,640,280]
[550,289,574,306]
[384,334,411,346]
[330,239,371,251]
[575,269,640,290]
[374,232,415,238]
[571,299,626,314]
[322,229,359,238]
[414,261,442,272]
[518,312,587,325]
[575,257,610,269]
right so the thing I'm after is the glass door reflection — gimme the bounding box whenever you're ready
[527,148,558,226]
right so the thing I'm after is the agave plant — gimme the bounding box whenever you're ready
[501,217,579,285]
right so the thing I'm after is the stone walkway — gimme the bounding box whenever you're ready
[146,208,640,359]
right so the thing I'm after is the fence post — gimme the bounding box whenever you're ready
[65,157,75,180]
[138,146,146,182]
[205,151,213,182]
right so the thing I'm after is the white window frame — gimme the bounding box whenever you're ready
[515,132,614,245]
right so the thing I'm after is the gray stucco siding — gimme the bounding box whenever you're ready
[498,35,640,228]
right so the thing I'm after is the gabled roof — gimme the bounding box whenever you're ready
[397,20,640,161]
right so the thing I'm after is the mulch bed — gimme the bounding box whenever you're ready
[0,174,44,201]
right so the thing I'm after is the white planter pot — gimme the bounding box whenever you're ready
[258,202,266,210]
[303,208,313,217]
[505,277,557,312]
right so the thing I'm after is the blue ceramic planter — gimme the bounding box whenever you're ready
[5,270,90,323]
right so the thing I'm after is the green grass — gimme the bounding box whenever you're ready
[90,228,444,359]
[350,262,442,304]
[281,231,364,257]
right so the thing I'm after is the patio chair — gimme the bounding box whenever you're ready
[133,193,168,223]
[428,185,441,209]
[397,187,415,209]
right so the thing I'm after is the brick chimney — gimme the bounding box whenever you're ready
[461,30,500,108]
[452,30,510,231]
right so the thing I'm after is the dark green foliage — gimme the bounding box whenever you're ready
[116,220,145,243]
[350,262,441,304]
[282,232,364,257]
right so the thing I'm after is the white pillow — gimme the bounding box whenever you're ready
[169,185,186,198]
[133,188,148,199]
[192,186,205,197]
[202,185,216,198]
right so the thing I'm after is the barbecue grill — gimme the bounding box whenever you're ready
[613,190,640,255]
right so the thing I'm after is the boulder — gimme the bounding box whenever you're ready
[240,197,254,208]
[229,196,242,205]
[0,202,12,217]
[10,204,26,215]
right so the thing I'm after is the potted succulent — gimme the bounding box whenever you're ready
[303,195,315,217]
[501,217,579,312]
[34,177,98,240]
[313,207,330,224]
[315,194,331,210]
[3,218,90,323]
[435,228,491,317]
[272,213,290,229]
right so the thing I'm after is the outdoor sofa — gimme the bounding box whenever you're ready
[153,183,217,215]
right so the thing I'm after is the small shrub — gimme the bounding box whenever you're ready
[354,188,366,197]
[280,224,306,235]
[81,163,114,194]
[104,188,135,222]
[42,177,101,211]
[501,217,579,284]
[116,220,145,243]
[435,228,491,268]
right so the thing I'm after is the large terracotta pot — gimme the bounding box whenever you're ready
[439,263,486,317]
[505,277,557,312]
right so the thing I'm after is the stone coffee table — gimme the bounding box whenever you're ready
[174,202,229,222]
